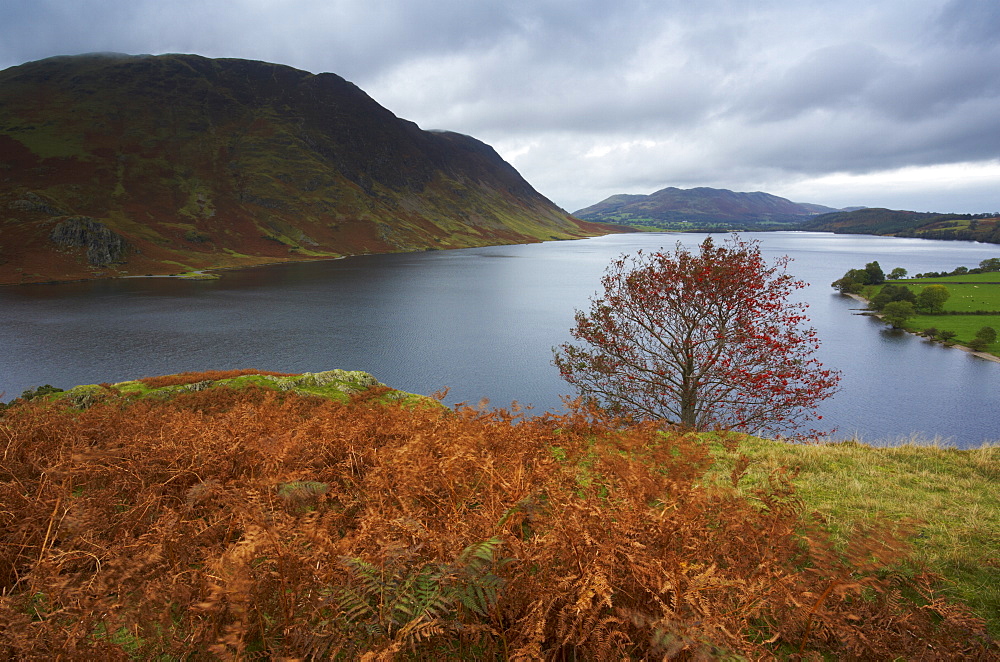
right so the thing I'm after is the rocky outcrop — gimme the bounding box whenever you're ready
[9,192,65,216]
[273,370,384,395]
[49,217,132,266]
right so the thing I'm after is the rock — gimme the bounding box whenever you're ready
[9,192,65,215]
[50,216,132,266]
[276,369,384,394]
[60,384,113,408]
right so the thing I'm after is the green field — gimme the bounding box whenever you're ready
[898,275,1000,310]
[908,313,1000,345]
[868,275,1000,355]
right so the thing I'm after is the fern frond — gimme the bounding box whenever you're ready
[455,536,502,569]
[457,581,496,617]
[396,617,447,643]
[395,566,450,622]
[337,586,377,622]
[341,556,387,597]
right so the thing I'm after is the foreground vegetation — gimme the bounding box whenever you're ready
[709,436,999,639]
[0,372,996,658]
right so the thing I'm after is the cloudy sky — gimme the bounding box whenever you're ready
[2,0,999,214]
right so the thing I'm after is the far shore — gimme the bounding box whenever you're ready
[1,234,612,287]
[844,292,1000,364]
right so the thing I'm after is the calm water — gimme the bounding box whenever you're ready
[2,232,999,447]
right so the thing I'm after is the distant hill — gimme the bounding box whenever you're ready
[573,186,838,230]
[0,54,611,284]
[800,208,1000,244]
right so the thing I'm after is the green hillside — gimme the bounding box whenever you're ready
[802,208,1000,244]
[0,54,611,285]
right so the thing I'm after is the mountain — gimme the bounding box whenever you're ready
[573,186,837,230]
[0,53,611,284]
[800,208,1000,244]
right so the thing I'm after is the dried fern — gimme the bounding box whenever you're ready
[0,384,995,658]
[336,537,507,649]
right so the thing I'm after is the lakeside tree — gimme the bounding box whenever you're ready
[881,300,915,329]
[916,284,951,313]
[553,235,841,437]
[937,330,958,345]
[869,284,916,311]
[832,268,871,293]
[968,326,998,351]
[831,261,885,294]
[865,260,886,285]
[888,267,908,280]
[980,257,1000,272]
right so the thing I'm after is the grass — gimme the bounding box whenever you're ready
[908,313,1000,345]
[878,277,1000,312]
[707,434,1000,636]
[865,278,1000,355]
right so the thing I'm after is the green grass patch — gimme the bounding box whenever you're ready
[879,280,1000,312]
[54,370,437,409]
[708,435,1000,636]
[907,313,1000,346]
[5,125,91,159]
[865,280,1000,355]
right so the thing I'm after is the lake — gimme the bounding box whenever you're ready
[2,231,998,448]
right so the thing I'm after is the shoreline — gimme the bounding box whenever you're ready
[843,292,1000,364]
[0,254,351,288]
[0,233,617,288]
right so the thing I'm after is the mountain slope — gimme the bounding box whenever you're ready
[574,186,836,230]
[0,53,609,284]
[800,208,1000,244]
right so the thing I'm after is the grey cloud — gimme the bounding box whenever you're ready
[936,0,1000,45]
[740,43,892,122]
[1,0,998,213]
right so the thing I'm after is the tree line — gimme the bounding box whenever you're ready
[832,257,1000,294]
[912,257,1000,279]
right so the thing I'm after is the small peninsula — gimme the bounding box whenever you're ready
[832,259,1000,360]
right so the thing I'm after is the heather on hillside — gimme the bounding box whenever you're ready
[0,378,993,658]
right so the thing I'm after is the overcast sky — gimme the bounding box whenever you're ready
[2,0,999,214]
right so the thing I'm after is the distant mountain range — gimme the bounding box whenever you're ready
[0,53,612,284]
[573,187,1000,245]
[573,187,839,229]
